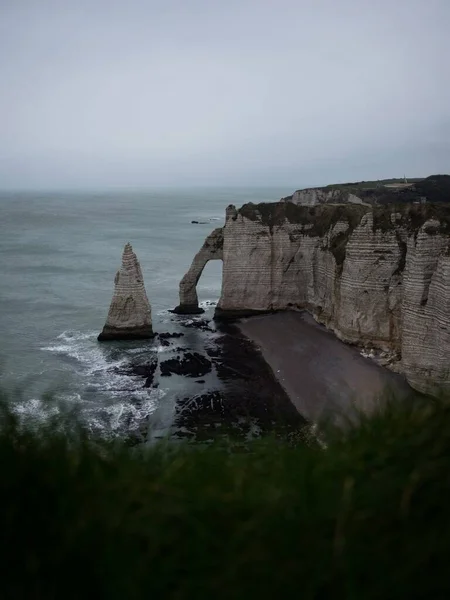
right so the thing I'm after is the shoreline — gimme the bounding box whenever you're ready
[101,308,413,444]
[238,311,412,425]
[169,321,308,441]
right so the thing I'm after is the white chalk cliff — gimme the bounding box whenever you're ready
[282,187,369,206]
[98,243,153,341]
[177,202,450,395]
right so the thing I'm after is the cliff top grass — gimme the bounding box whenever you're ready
[323,177,424,190]
[2,387,450,599]
[239,199,450,235]
[281,175,450,205]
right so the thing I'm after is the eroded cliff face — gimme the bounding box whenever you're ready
[401,225,450,393]
[194,202,449,394]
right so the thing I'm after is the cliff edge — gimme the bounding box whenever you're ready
[282,174,450,206]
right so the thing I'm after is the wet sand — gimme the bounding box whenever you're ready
[239,312,411,424]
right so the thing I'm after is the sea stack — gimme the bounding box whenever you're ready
[98,243,154,341]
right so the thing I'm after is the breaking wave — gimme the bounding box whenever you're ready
[39,329,162,437]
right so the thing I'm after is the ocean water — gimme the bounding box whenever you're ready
[0,187,289,435]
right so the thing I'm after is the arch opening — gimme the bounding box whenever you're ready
[173,227,224,314]
[196,258,223,312]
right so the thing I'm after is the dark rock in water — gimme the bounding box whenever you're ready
[115,359,158,388]
[196,379,205,384]
[205,345,222,358]
[133,363,157,379]
[181,319,214,332]
[158,332,184,339]
[171,305,205,315]
[158,332,185,346]
[191,220,209,224]
[160,352,212,378]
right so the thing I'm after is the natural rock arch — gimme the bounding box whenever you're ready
[173,227,224,314]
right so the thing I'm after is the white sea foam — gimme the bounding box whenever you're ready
[41,329,128,375]
[84,388,164,435]
[39,329,162,436]
[155,345,170,353]
[12,397,62,430]
[199,299,218,308]
[57,330,96,342]
[126,344,156,355]
[14,397,60,418]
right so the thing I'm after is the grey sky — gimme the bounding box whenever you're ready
[1,0,449,189]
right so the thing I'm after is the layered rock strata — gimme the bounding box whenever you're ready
[98,243,153,341]
[178,202,450,394]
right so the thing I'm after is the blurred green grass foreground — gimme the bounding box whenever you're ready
[1,387,450,600]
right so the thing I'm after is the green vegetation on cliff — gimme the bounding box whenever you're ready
[282,174,450,205]
[323,177,425,191]
[239,199,450,234]
[2,389,450,599]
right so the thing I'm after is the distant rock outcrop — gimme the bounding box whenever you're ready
[282,175,450,206]
[98,243,154,341]
[282,187,370,206]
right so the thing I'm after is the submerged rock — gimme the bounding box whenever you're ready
[98,243,154,341]
[157,332,185,347]
[180,318,214,332]
[113,358,158,388]
[158,332,184,339]
[160,352,212,378]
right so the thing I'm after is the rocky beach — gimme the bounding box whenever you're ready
[112,309,308,445]
[113,306,413,444]
[239,311,411,425]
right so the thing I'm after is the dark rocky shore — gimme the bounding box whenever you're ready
[114,313,308,445]
[171,322,307,442]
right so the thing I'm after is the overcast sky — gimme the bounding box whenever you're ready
[0,0,449,189]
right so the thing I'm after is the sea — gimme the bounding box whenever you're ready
[0,187,290,436]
